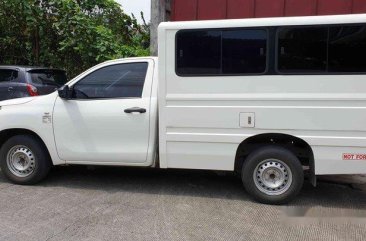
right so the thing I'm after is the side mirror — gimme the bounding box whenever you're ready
[58,85,72,99]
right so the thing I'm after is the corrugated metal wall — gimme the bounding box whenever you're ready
[171,0,366,21]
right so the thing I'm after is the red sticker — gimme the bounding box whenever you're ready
[343,153,366,160]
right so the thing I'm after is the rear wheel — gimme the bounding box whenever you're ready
[0,135,51,184]
[242,146,304,205]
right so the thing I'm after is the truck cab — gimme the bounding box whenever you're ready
[0,57,159,181]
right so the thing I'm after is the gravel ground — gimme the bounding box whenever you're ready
[0,166,366,241]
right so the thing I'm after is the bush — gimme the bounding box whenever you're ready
[0,0,150,77]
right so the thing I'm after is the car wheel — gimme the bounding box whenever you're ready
[242,146,304,205]
[0,135,51,184]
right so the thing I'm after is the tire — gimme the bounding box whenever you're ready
[0,135,51,184]
[242,146,304,205]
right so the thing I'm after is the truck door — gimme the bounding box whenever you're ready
[53,59,154,164]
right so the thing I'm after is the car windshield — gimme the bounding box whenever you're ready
[29,70,67,86]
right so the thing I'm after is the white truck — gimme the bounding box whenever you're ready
[1,14,366,204]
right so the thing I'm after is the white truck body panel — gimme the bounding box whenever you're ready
[0,93,64,165]
[158,14,366,174]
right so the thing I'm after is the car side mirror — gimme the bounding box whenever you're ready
[58,85,72,99]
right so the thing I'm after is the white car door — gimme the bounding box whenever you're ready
[53,59,154,165]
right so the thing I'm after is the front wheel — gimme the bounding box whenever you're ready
[0,135,51,184]
[242,146,304,205]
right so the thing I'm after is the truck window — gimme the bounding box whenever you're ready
[328,25,366,73]
[222,30,267,74]
[176,29,267,76]
[277,27,328,73]
[277,24,366,74]
[176,30,221,75]
[73,62,148,99]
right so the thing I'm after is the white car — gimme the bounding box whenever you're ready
[1,14,366,204]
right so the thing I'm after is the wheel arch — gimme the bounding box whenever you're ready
[0,128,51,161]
[234,133,316,186]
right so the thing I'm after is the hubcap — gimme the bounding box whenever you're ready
[6,145,36,177]
[253,159,292,196]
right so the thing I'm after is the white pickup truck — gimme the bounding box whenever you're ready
[1,14,366,204]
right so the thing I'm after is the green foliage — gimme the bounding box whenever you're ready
[0,0,150,77]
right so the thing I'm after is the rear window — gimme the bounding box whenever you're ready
[0,69,18,82]
[29,70,67,87]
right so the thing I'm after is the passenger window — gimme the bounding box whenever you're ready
[73,63,148,99]
[176,30,221,75]
[278,27,328,73]
[0,70,18,82]
[222,29,267,74]
[176,29,268,76]
[328,25,366,73]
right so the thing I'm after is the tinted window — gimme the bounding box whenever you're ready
[222,30,267,74]
[176,29,267,76]
[177,30,221,75]
[29,70,67,87]
[73,63,148,99]
[328,25,366,73]
[278,27,328,73]
[0,69,18,82]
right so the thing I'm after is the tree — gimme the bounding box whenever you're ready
[0,0,150,77]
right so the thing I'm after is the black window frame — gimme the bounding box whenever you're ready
[71,62,149,100]
[275,23,366,75]
[175,27,270,77]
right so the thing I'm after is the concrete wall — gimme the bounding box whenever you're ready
[150,0,171,56]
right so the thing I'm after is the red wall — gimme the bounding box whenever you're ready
[171,0,366,21]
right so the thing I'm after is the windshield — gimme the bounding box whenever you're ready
[29,70,67,86]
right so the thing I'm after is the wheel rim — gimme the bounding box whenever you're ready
[253,159,293,196]
[6,145,36,178]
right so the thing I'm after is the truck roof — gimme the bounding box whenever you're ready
[104,57,158,62]
[158,13,366,30]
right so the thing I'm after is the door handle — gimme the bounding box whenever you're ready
[8,87,14,91]
[124,107,146,114]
